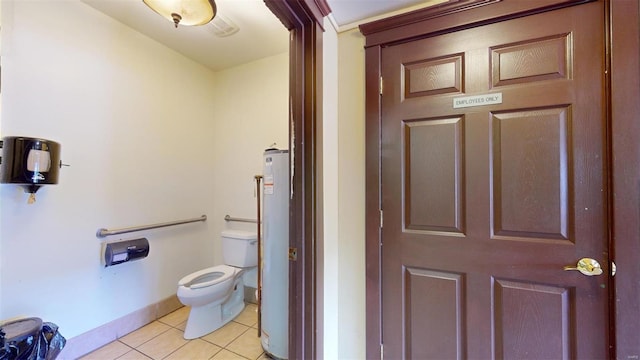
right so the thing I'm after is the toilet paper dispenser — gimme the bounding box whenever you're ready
[103,238,150,267]
[0,136,68,203]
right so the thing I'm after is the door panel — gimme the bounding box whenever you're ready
[493,279,572,359]
[405,268,464,359]
[381,2,608,358]
[492,106,571,240]
[405,117,465,233]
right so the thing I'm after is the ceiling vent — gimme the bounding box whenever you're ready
[207,14,240,37]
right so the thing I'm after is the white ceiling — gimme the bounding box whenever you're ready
[327,0,442,27]
[82,0,443,72]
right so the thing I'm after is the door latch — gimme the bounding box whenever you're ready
[563,258,603,276]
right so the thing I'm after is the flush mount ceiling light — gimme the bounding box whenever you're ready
[143,0,217,28]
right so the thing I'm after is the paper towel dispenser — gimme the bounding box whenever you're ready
[103,238,150,267]
[0,136,67,203]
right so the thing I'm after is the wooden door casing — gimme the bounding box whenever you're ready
[609,0,640,355]
[265,0,330,358]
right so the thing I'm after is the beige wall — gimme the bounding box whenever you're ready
[321,17,340,360]
[336,27,367,359]
[0,0,287,340]
[209,53,289,268]
[317,19,367,359]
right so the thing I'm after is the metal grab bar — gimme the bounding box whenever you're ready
[224,215,257,223]
[97,215,207,238]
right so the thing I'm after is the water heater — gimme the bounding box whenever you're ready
[261,148,289,359]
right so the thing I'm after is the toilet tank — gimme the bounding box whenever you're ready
[222,230,258,267]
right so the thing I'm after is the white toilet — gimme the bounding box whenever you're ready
[177,229,257,339]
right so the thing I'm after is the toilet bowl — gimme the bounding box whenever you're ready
[177,230,257,339]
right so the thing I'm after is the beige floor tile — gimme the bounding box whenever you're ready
[164,339,222,360]
[210,349,248,360]
[119,321,171,348]
[79,341,132,360]
[175,321,187,332]
[136,328,189,360]
[201,322,249,348]
[255,353,270,360]
[233,304,258,327]
[225,331,264,360]
[158,306,190,327]
[116,350,153,360]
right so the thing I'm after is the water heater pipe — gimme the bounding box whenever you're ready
[254,174,263,338]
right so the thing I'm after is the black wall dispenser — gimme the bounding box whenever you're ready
[0,136,67,204]
[103,238,150,267]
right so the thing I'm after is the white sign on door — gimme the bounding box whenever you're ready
[453,93,503,109]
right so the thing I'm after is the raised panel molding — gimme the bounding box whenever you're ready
[403,54,464,99]
[404,267,465,359]
[493,278,573,359]
[404,117,465,234]
[491,106,572,241]
[491,33,572,87]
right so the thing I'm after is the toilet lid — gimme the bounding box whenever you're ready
[178,265,237,289]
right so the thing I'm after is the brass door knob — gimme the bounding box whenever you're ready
[563,258,603,276]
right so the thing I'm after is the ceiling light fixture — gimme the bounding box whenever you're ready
[142,0,217,28]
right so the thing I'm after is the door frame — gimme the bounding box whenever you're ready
[607,0,640,355]
[264,1,330,359]
[361,0,640,358]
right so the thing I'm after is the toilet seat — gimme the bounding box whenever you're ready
[178,265,237,290]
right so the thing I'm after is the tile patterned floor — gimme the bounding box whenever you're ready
[80,304,269,360]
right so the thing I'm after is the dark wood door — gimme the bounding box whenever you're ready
[380,2,609,358]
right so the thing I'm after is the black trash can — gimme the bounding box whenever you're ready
[0,317,66,360]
